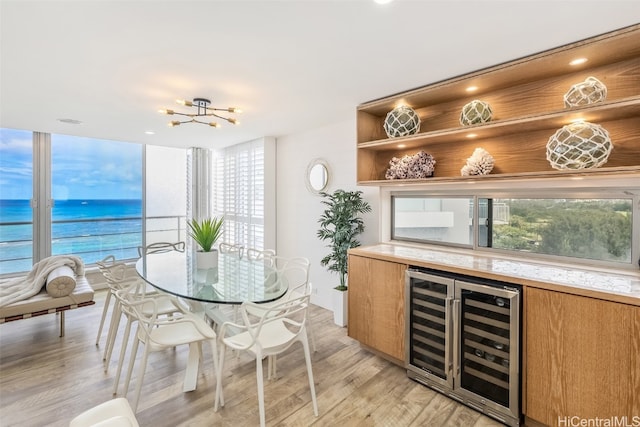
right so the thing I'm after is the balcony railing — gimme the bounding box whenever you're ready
[0,215,186,276]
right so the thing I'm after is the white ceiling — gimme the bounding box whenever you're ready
[1,1,639,149]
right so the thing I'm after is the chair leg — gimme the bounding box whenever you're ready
[112,316,133,395]
[104,301,123,370]
[308,319,317,353]
[123,329,141,398]
[131,345,150,413]
[301,332,319,417]
[214,344,226,411]
[255,353,266,427]
[59,311,65,337]
[209,340,223,408]
[95,290,112,345]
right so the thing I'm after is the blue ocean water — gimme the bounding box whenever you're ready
[0,199,142,274]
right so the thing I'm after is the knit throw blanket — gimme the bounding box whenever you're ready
[0,255,85,307]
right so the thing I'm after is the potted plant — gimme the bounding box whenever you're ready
[187,216,224,269]
[317,189,371,326]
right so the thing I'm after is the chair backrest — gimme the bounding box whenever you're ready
[237,292,311,351]
[219,242,244,258]
[137,241,185,257]
[246,248,276,263]
[115,284,174,330]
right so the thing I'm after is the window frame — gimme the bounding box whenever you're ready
[386,184,640,271]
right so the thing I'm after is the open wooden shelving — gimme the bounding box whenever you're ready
[356,24,640,185]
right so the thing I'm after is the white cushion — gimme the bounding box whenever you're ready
[45,266,76,297]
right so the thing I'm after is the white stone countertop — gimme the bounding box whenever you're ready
[349,243,640,306]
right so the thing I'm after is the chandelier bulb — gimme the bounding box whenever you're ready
[227,118,239,125]
[158,109,174,115]
[176,99,193,107]
[209,122,220,128]
[169,121,181,127]
[228,107,241,113]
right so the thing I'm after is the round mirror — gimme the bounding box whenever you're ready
[305,159,330,194]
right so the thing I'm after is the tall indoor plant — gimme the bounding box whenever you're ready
[317,189,371,326]
[187,216,224,269]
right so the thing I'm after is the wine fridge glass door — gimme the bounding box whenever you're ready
[454,280,520,420]
[405,270,455,389]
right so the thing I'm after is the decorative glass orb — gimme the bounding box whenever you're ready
[564,76,607,108]
[546,121,612,170]
[383,105,421,138]
[460,100,493,125]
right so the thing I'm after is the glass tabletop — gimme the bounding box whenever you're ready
[135,251,288,304]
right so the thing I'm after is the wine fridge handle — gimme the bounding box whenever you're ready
[452,299,460,378]
[445,296,453,378]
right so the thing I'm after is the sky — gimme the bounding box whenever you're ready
[0,128,143,200]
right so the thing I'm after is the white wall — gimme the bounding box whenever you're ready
[276,118,379,310]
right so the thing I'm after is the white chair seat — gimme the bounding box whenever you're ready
[224,319,296,354]
[69,398,139,427]
[145,313,214,350]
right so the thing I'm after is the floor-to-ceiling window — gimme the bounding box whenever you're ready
[0,128,187,276]
[0,128,34,273]
[51,134,143,265]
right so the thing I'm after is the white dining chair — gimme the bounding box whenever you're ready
[244,257,317,354]
[136,241,185,257]
[218,242,244,258]
[245,248,276,263]
[215,290,318,427]
[69,397,139,427]
[95,255,129,347]
[115,286,222,412]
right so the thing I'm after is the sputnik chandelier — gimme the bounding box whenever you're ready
[159,97,241,127]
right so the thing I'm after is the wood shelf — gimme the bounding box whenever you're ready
[357,165,640,187]
[356,24,640,184]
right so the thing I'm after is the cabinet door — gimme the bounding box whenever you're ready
[525,287,640,425]
[348,255,407,362]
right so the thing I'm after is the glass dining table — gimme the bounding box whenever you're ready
[135,249,288,392]
[135,250,288,305]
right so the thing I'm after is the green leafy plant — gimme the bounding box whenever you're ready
[187,217,224,252]
[317,189,372,291]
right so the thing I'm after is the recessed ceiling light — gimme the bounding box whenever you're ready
[58,118,82,124]
[145,131,155,135]
[374,0,394,4]
[466,86,478,92]
[466,133,477,138]
[397,144,406,148]
[569,58,588,66]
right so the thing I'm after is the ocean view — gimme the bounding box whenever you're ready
[0,199,143,274]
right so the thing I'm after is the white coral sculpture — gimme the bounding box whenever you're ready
[461,147,495,176]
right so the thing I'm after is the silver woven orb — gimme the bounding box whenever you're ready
[460,100,493,126]
[383,105,421,138]
[564,76,607,108]
[546,121,612,170]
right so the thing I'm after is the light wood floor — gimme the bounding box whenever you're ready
[0,290,504,427]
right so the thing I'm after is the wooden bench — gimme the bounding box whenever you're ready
[0,276,95,337]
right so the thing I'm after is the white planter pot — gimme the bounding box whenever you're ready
[196,249,218,270]
[332,288,348,327]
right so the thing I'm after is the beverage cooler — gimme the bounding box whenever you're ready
[405,267,522,426]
